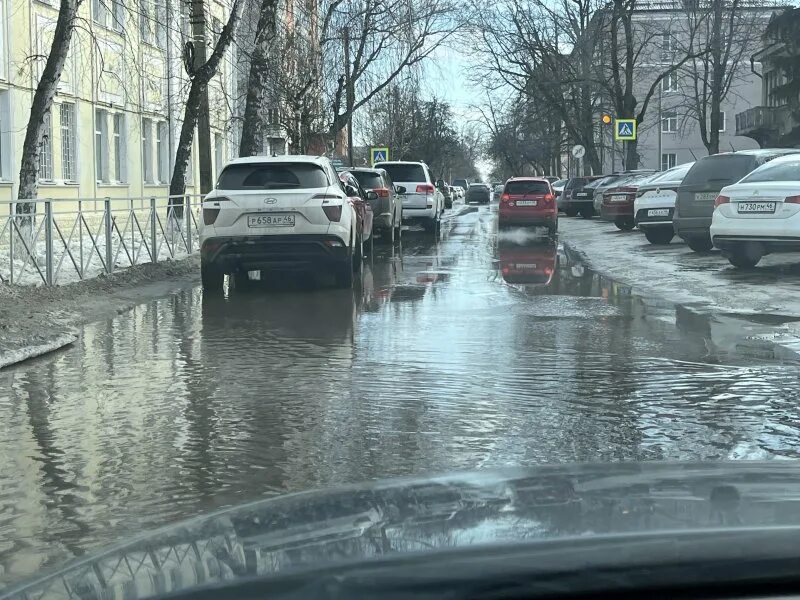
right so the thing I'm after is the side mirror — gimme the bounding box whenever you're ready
[366,190,378,201]
[435,179,444,187]
[396,185,406,194]
[345,184,358,197]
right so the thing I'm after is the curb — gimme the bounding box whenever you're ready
[0,332,79,370]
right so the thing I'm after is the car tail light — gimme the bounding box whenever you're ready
[543,193,555,206]
[785,195,800,204]
[416,184,435,194]
[714,195,730,207]
[313,193,342,200]
[322,205,342,221]
[374,187,390,198]
[203,208,220,225]
[500,193,510,202]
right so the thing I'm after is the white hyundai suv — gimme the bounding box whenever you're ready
[373,160,444,232]
[199,155,361,290]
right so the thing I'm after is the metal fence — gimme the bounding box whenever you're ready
[0,195,203,286]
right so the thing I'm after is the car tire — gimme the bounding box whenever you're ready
[445,199,453,210]
[422,217,438,233]
[395,219,402,244]
[644,227,674,245]
[725,244,763,269]
[614,217,635,231]
[548,222,558,239]
[335,257,354,288]
[353,236,364,270]
[201,262,224,291]
[579,206,594,219]
[686,236,713,253]
[565,206,579,217]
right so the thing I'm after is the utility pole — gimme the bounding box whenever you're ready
[658,86,663,170]
[343,26,354,167]
[191,0,213,193]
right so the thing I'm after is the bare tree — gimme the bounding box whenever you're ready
[170,0,246,199]
[323,0,458,145]
[678,0,775,154]
[238,0,280,157]
[17,0,84,215]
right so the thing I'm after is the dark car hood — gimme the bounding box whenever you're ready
[5,462,800,600]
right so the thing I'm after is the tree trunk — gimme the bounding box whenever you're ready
[625,140,640,170]
[17,0,82,217]
[170,0,245,206]
[238,0,278,157]
[709,0,723,155]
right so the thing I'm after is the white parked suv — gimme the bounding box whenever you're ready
[633,162,694,245]
[710,152,800,268]
[199,155,362,290]
[373,160,444,232]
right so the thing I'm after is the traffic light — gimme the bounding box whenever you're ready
[601,114,612,125]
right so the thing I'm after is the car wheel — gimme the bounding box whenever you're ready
[422,217,438,233]
[725,243,763,268]
[395,219,402,244]
[335,256,354,288]
[201,262,224,291]
[686,236,713,253]
[579,206,594,219]
[614,217,635,231]
[548,222,558,239]
[565,206,579,217]
[353,235,364,270]
[644,227,674,245]
[445,199,453,209]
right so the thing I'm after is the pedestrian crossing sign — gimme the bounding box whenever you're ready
[614,119,637,141]
[371,147,389,165]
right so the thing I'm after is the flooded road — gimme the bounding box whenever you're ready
[3,204,800,585]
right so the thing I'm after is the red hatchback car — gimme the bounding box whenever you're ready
[498,177,558,236]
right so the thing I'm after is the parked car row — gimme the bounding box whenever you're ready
[199,155,459,291]
[560,148,800,268]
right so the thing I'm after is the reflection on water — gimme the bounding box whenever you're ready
[2,207,800,586]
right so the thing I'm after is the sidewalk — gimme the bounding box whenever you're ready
[558,217,800,361]
[0,256,199,369]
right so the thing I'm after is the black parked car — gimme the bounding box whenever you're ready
[560,176,605,217]
[674,149,799,252]
[466,183,491,204]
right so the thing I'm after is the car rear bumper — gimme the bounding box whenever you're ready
[674,215,712,239]
[600,204,633,220]
[711,214,800,252]
[467,196,490,204]
[403,207,437,220]
[498,211,556,226]
[565,197,593,207]
[200,234,350,271]
[635,208,674,228]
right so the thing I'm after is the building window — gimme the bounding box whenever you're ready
[154,1,166,48]
[267,108,279,127]
[39,112,53,181]
[139,0,152,44]
[95,109,108,182]
[718,111,726,132]
[156,121,168,183]
[662,110,678,133]
[660,31,675,62]
[92,0,109,27]
[113,113,126,182]
[661,72,678,93]
[60,103,76,181]
[179,0,190,38]
[211,17,222,46]
[661,153,677,171]
[214,133,224,180]
[142,117,153,183]
[111,0,124,31]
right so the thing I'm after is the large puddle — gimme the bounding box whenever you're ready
[2,206,800,586]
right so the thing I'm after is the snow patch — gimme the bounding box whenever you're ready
[0,332,78,369]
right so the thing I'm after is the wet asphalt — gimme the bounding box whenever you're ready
[2,202,800,585]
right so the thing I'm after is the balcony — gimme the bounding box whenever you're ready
[735,105,794,146]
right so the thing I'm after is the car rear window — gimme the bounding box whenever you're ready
[565,178,587,189]
[378,163,426,183]
[682,155,756,186]
[505,181,550,195]
[217,163,329,190]
[351,171,384,189]
[741,157,800,182]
